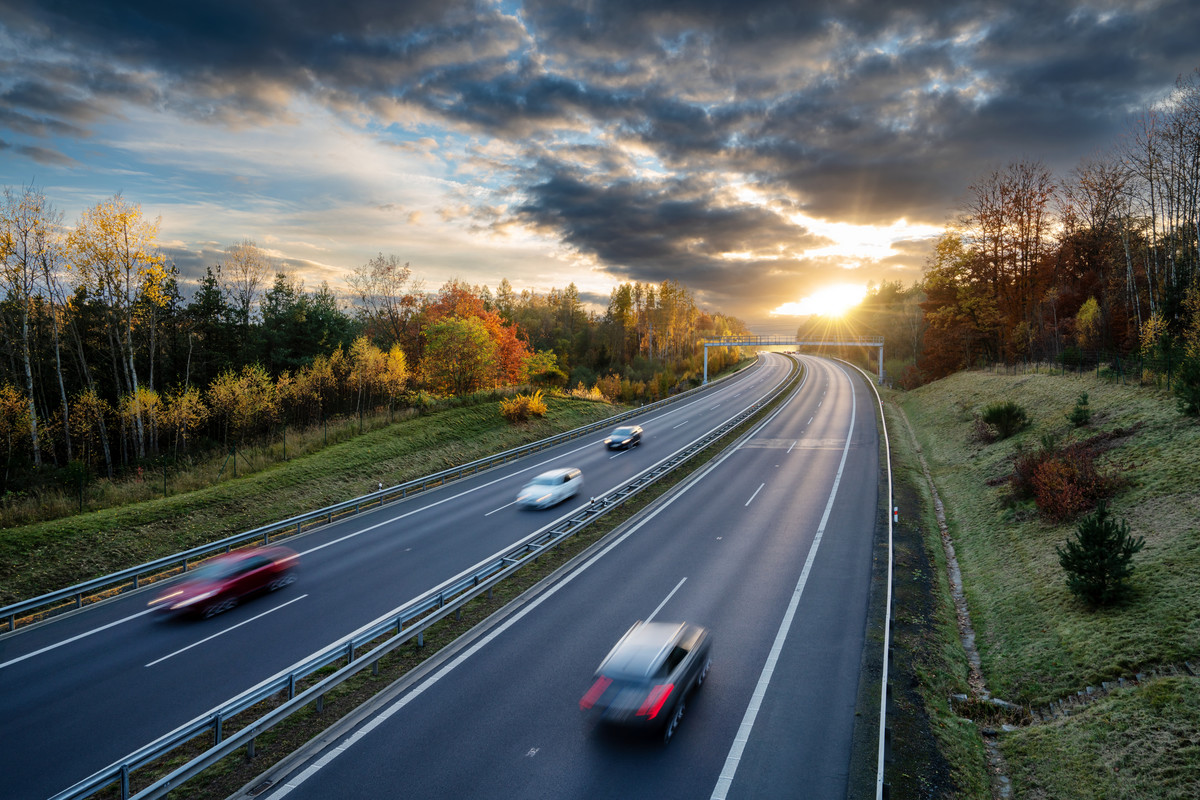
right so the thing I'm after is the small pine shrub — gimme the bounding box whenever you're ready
[1067,392,1092,427]
[981,400,1029,439]
[1175,357,1200,416]
[1056,502,1144,607]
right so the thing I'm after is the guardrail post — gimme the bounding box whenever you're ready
[214,712,223,744]
[417,631,424,648]
[120,764,130,799]
[248,736,257,759]
[75,592,82,609]
[288,674,296,700]
[347,642,355,663]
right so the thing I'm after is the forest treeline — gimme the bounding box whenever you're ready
[0,194,749,491]
[806,68,1200,407]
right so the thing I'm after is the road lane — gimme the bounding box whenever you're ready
[260,356,880,800]
[0,355,794,800]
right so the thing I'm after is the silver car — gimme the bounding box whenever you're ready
[580,620,712,742]
[516,467,583,509]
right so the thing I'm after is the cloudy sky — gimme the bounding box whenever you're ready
[2,0,1198,330]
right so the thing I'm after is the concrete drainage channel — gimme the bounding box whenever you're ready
[54,358,804,800]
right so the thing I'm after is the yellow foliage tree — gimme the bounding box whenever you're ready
[69,388,113,470]
[162,385,207,455]
[67,194,168,459]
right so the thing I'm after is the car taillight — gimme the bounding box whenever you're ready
[637,683,674,719]
[580,676,612,709]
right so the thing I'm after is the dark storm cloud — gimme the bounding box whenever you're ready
[3,0,1200,319]
[515,160,826,298]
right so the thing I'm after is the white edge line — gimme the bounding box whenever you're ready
[145,594,309,668]
[710,358,856,800]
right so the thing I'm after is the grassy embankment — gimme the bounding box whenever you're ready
[892,369,1200,798]
[0,395,621,607]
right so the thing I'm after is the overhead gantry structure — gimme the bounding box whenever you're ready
[701,334,885,384]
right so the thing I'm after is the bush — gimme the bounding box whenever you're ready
[981,400,1029,439]
[970,414,998,444]
[499,390,548,423]
[1056,502,1145,607]
[1067,391,1091,427]
[1010,437,1123,521]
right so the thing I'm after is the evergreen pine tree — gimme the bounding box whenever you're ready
[1067,391,1091,427]
[1056,502,1144,607]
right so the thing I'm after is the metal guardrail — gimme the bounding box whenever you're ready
[51,357,801,800]
[1,373,753,635]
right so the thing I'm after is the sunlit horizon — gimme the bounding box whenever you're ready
[769,284,868,318]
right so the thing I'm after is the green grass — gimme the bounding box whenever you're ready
[881,389,990,799]
[1003,676,1200,799]
[0,396,621,606]
[894,369,1200,797]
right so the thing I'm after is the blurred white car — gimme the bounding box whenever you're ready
[517,467,583,509]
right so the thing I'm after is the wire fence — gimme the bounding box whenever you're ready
[979,350,1186,392]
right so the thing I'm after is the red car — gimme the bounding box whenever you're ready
[148,545,298,618]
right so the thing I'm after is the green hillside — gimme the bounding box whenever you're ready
[889,368,1200,798]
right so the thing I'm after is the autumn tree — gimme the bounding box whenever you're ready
[221,239,274,327]
[67,195,169,460]
[0,383,29,488]
[422,316,497,395]
[919,231,1003,378]
[348,253,422,351]
[161,384,207,456]
[0,185,61,466]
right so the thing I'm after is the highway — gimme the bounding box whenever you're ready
[0,355,797,800]
[256,355,881,799]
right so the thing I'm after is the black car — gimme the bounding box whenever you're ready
[580,620,711,742]
[604,425,643,450]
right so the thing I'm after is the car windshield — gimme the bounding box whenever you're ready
[529,474,559,486]
[612,427,635,437]
[187,559,242,582]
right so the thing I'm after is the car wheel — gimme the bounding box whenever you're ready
[663,700,685,744]
[269,572,297,591]
[697,657,711,687]
[203,597,237,618]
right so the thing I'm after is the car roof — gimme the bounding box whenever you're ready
[598,621,687,678]
[534,468,578,479]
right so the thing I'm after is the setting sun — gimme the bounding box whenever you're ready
[770,284,868,318]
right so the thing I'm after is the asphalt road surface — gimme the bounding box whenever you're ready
[257,355,880,800]
[0,355,797,800]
